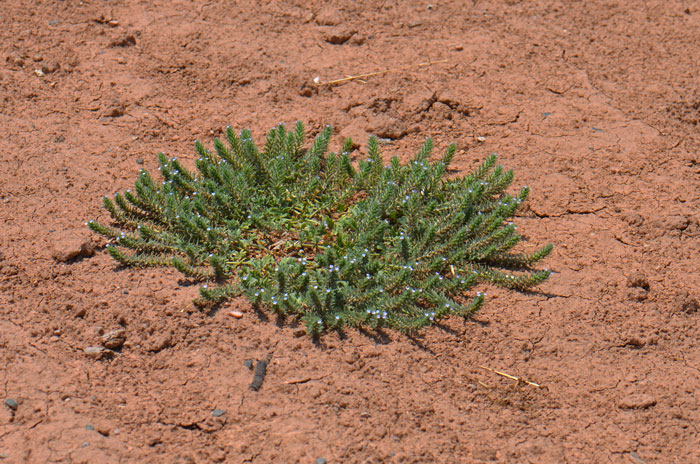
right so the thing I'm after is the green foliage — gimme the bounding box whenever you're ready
[88,122,552,336]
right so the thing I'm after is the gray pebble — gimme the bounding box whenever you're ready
[86,424,95,431]
[316,459,327,464]
[4,399,18,411]
[211,408,225,417]
[243,359,253,370]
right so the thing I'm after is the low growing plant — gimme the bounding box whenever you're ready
[88,122,552,335]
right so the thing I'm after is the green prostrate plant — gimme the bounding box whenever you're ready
[88,122,553,335]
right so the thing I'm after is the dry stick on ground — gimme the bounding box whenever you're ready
[479,365,541,388]
[318,59,448,86]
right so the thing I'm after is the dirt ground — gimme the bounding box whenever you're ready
[1,0,699,462]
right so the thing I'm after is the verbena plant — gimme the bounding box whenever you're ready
[88,122,552,335]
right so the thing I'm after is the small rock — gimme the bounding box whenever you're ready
[136,157,144,164]
[243,359,254,370]
[316,459,327,464]
[95,419,115,436]
[101,328,126,349]
[85,424,95,431]
[41,60,60,74]
[229,310,244,319]
[211,408,225,417]
[4,399,18,411]
[324,27,356,45]
[365,114,407,140]
[84,346,108,359]
[0,452,8,458]
[34,69,45,77]
[32,54,43,62]
[110,34,136,47]
[618,394,657,410]
[49,19,60,26]
[108,19,119,27]
[51,232,96,262]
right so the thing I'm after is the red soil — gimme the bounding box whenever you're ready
[1,1,699,462]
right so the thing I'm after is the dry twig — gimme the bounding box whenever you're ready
[479,365,541,387]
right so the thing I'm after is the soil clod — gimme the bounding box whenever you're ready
[618,394,657,410]
[51,232,96,262]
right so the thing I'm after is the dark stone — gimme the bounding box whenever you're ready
[243,359,253,370]
[4,398,18,411]
[249,358,269,391]
[211,408,225,417]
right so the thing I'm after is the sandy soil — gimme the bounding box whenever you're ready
[1,0,700,462]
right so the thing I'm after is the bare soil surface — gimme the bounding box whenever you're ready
[2,1,700,462]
